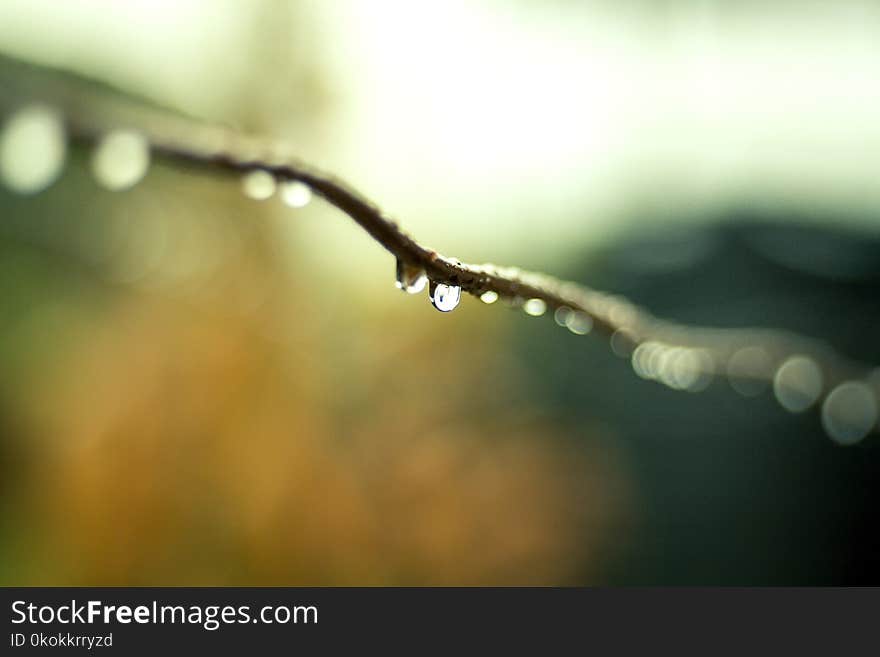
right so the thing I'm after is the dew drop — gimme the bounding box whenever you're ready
[242,170,276,200]
[480,290,499,304]
[665,348,713,391]
[0,104,66,194]
[773,355,823,413]
[632,341,661,379]
[91,130,150,191]
[280,180,312,208]
[565,311,592,335]
[821,381,877,445]
[554,306,571,327]
[395,259,428,294]
[429,281,461,312]
[523,298,547,317]
[658,347,690,389]
[610,329,637,357]
[688,349,715,392]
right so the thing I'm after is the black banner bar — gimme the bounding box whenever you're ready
[2,588,876,653]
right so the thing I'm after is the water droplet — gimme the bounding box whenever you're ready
[429,281,461,312]
[0,104,66,194]
[395,259,427,294]
[565,311,592,335]
[689,349,714,392]
[632,341,660,379]
[660,348,691,389]
[727,346,772,397]
[242,170,276,200]
[821,381,877,445]
[773,355,823,413]
[664,348,713,391]
[280,180,312,208]
[554,307,571,327]
[634,342,713,391]
[523,298,547,317]
[91,130,150,191]
[480,290,499,304]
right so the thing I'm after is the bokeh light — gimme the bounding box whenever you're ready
[0,104,65,194]
[773,355,823,413]
[91,130,150,191]
[822,381,878,445]
[241,170,276,201]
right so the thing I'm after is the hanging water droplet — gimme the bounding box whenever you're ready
[480,290,499,304]
[610,329,637,357]
[429,281,461,312]
[280,180,312,208]
[565,311,592,335]
[773,355,823,413]
[821,381,878,445]
[91,130,150,191]
[242,170,276,200]
[554,306,571,327]
[395,259,428,294]
[632,341,661,379]
[523,298,547,317]
[663,348,713,392]
[0,104,66,194]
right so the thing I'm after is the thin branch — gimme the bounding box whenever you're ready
[1,54,878,440]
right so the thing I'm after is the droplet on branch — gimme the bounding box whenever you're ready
[91,130,150,191]
[242,169,276,200]
[822,381,877,445]
[773,355,823,413]
[523,298,547,317]
[429,281,461,312]
[0,104,66,194]
[280,180,312,208]
[395,259,428,294]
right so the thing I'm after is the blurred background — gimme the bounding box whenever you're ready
[0,0,879,585]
